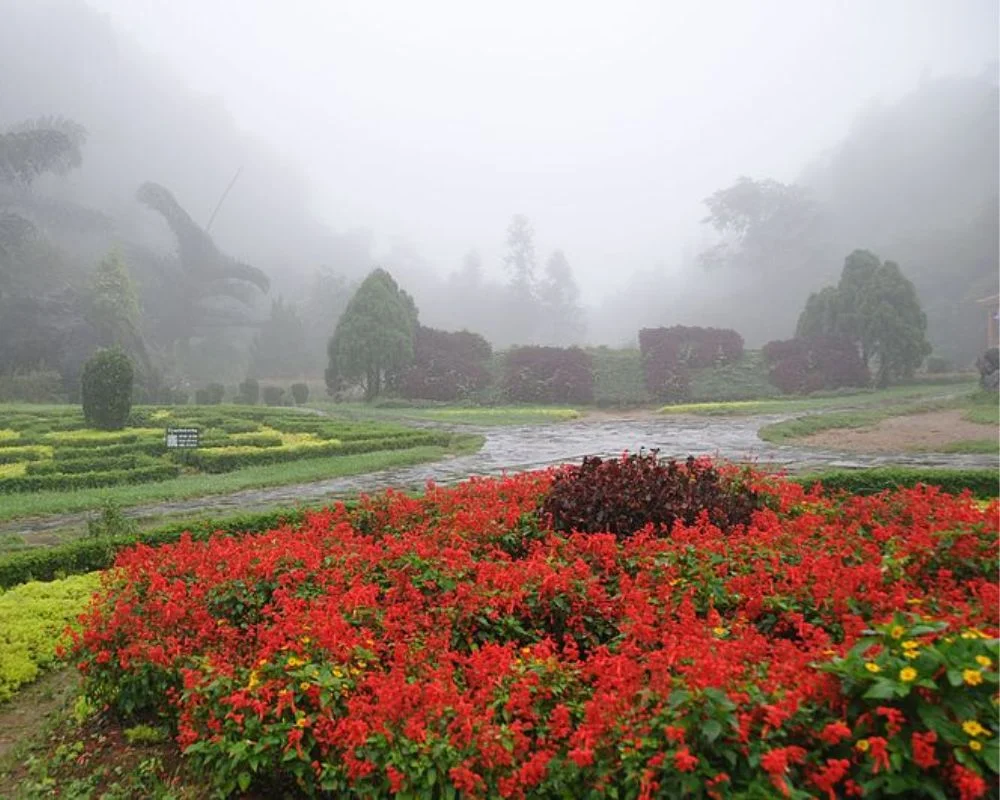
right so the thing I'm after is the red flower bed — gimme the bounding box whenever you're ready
[73,464,999,798]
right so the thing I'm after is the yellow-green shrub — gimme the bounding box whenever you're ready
[0,573,99,702]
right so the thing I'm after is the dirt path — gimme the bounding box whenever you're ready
[801,410,997,453]
[0,667,78,764]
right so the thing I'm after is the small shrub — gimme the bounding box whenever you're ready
[976,347,998,391]
[504,346,593,404]
[924,355,952,374]
[541,451,762,538]
[290,383,309,405]
[238,378,260,405]
[262,386,286,406]
[80,349,134,431]
[123,724,168,746]
[205,382,225,405]
[86,497,139,539]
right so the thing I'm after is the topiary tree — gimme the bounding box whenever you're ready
[326,268,418,401]
[80,349,133,430]
[238,378,259,404]
[290,382,309,405]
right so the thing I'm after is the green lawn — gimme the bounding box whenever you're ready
[757,388,996,448]
[0,437,482,523]
[660,383,978,417]
[313,402,582,426]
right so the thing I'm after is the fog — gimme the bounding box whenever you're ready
[1,0,997,389]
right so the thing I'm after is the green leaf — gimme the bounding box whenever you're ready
[702,720,723,743]
[237,772,252,792]
[863,680,898,699]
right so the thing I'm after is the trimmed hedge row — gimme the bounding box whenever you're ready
[0,507,314,589]
[504,346,594,404]
[175,432,452,473]
[791,467,999,498]
[398,326,493,402]
[26,453,159,476]
[639,325,744,402]
[762,335,870,394]
[0,464,180,494]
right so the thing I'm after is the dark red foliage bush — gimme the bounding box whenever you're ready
[541,451,762,538]
[762,335,869,394]
[398,326,492,401]
[504,346,593,404]
[639,326,744,401]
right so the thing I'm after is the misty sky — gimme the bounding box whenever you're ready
[86,0,997,303]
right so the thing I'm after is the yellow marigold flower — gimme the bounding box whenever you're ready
[246,669,261,690]
[904,650,920,660]
[865,662,881,673]
[963,721,987,737]
[332,667,343,678]
[286,655,307,668]
[855,739,870,752]
[713,627,727,636]
[300,681,311,691]
[301,636,311,644]
[963,669,984,686]
[890,625,905,639]
[899,667,917,682]
[976,655,992,668]
[296,716,309,728]
[902,640,919,650]
[970,740,983,752]
[962,632,978,640]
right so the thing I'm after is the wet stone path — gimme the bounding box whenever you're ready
[4,412,997,538]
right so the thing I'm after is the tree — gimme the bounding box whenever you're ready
[503,215,537,300]
[0,116,87,188]
[325,269,418,400]
[136,182,270,356]
[795,250,930,386]
[87,248,150,370]
[300,267,355,373]
[699,177,825,274]
[81,349,133,430]
[538,250,586,345]
[250,297,309,378]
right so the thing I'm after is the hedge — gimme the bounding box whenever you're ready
[504,346,594,404]
[639,326,744,402]
[398,326,493,402]
[26,453,159,476]
[0,507,316,589]
[0,463,180,494]
[762,335,870,394]
[790,467,999,498]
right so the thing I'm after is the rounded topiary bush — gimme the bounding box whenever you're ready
[290,382,309,405]
[81,349,134,431]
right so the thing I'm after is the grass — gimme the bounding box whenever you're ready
[314,402,581,426]
[661,382,978,417]
[758,388,996,447]
[0,436,482,523]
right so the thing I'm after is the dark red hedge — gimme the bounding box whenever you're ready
[761,335,870,394]
[398,326,492,401]
[638,325,744,401]
[504,346,594,404]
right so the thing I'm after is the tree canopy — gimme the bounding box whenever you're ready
[325,269,418,400]
[796,250,931,386]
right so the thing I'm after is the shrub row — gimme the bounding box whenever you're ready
[589,347,651,408]
[0,507,313,589]
[175,432,451,473]
[26,453,160,476]
[792,467,999,498]
[504,346,594,404]
[398,327,493,402]
[639,325,744,402]
[0,463,180,494]
[762,335,870,394]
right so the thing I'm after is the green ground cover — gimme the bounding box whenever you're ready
[314,402,581,426]
[660,382,977,416]
[758,389,995,446]
[0,405,481,521]
[0,574,98,702]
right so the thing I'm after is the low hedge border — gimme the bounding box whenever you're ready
[0,506,318,589]
[0,464,180,494]
[790,467,999,498]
